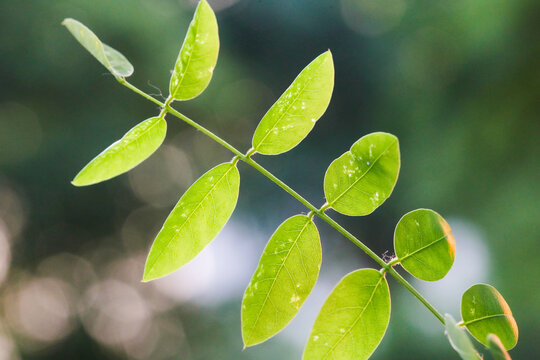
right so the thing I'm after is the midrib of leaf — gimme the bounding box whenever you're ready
[77,21,113,75]
[145,164,234,275]
[464,313,512,327]
[321,276,383,360]
[400,234,449,262]
[254,59,325,150]
[329,139,397,206]
[245,219,311,345]
[103,44,123,75]
[111,118,162,154]
[173,8,202,95]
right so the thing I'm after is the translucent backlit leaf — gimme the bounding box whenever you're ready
[62,18,134,77]
[324,132,400,216]
[487,334,512,360]
[169,0,219,100]
[242,215,321,347]
[143,162,240,281]
[72,117,166,186]
[252,51,334,155]
[394,209,455,281]
[461,284,518,350]
[303,269,390,360]
[444,314,482,360]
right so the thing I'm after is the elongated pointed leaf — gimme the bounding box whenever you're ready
[62,18,133,77]
[143,162,240,281]
[324,132,400,216]
[169,0,219,100]
[252,51,334,155]
[461,284,518,350]
[242,215,321,347]
[303,269,390,360]
[487,334,512,360]
[444,314,482,360]
[394,209,455,281]
[72,117,166,186]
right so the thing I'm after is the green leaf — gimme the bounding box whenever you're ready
[461,284,518,350]
[242,215,321,347]
[72,117,166,186]
[393,209,455,281]
[252,51,334,155]
[143,162,240,281]
[303,269,390,360]
[487,334,512,360]
[324,132,400,216]
[62,18,134,77]
[444,314,483,360]
[169,0,219,100]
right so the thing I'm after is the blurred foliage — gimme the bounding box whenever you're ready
[0,0,538,359]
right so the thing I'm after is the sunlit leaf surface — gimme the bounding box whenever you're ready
[242,215,321,347]
[62,18,134,77]
[143,162,240,281]
[169,0,219,100]
[252,51,334,155]
[303,269,390,360]
[324,132,400,216]
[72,117,166,186]
[444,313,482,360]
[487,334,512,360]
[461,284,518,350]
[394,209,455,281]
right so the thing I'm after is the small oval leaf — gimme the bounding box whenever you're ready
[62,18,134,77]
[242,215,321,347]
[303,269,390,360]
[394,209,455,281]
[444,314,482,360]
[252,51,334,155]
[169,0,219,100]
[72,117,166,186]
[487,334,512,360]
[461,284,518,350]
[324,132,400,216]
[143,162,240,281]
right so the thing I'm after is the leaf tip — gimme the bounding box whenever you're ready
[198,0,213,12]
[142,261,157,282]
[71,176,85,187]
[320,49,334,65]
[141,271,154,283]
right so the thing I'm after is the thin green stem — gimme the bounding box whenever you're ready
[387,268,444,323]
[388,258,400,266]
[119,79,445,324]
[117,77,164,108]
[319,202,331,212]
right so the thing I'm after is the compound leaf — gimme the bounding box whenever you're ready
[242,215,321,347]
[324,132,400,216]
[303,269,390,360]
[487,334,512,360]
[62,18,133,77]
[461,284,518,350]
[252,51,334,155]
[444,313,482,360]
[143,162,240,281]
[169,0,219,100]
[72,117,166,186]
[394,209,455,281]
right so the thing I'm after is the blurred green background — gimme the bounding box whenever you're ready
[0,0,538,359]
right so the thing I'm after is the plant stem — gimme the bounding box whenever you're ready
[119,79,445,324]
[388,258,400,266]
